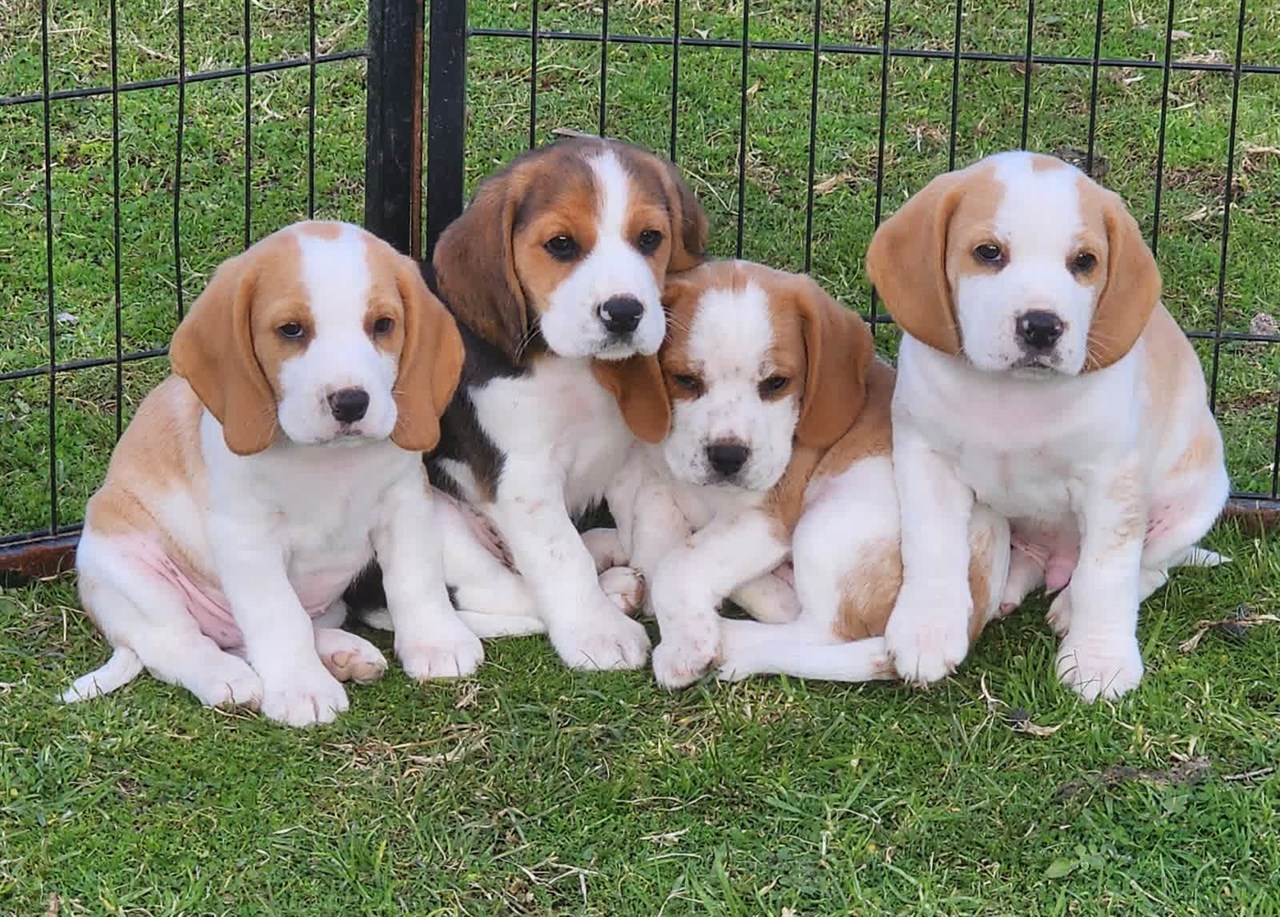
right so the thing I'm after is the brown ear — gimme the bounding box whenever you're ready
[660,159,708,273]
[169,254,278,455]
[1084,188,1162,370]
[592,355,671,444]
[391,254,465,452]
[793,276,875,450]
[431,170,529,362]
[865,172,965,356]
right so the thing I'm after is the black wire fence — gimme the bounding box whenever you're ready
[1,0,1277,568]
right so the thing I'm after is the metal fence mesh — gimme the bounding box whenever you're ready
[1,0,1277,556]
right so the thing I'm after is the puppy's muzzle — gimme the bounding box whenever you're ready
[598,295,644,336]
[706,440,750,479]
[1017,310,1064,352]
[327,387,370,424]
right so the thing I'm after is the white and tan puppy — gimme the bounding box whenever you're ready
[68,221,489,726]
[605,261,1009,689]
[867,150,1229,701]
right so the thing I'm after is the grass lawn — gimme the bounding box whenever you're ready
[1,0,1279,913]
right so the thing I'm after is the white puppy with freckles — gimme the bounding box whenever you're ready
[868,150,1229,701]
[604,262,1008,690]
[69,221,503,726]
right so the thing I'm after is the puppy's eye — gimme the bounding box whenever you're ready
[758,375,790,396]
[371,316,395,335]
[636,229,664,255]
[671,373,703,395]
[974,243,1004,265]
[1071,251,1098,274]
[278,322,306,340]
[544,235,579,261]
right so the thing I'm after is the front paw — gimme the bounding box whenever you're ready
[1056,632,1143,702]
[883,585,972,685]
[600,565,646,617]
[550,606,651,671]
[260,665,349,727]
[397,626,484,680]
[652,627,719,690]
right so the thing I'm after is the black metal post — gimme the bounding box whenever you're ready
[425,0,468,256]
[365,0,425,257]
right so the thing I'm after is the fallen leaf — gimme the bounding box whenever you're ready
[1171,29,1192,40]
[813,171,854,196]
[1179,608,1279,653]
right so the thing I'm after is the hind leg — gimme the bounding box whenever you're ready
[73,534,263,708]
[313,627,388,685]
[1000,548,1043,616]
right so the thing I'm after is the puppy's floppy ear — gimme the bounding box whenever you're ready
[660,159,708,273]
[1084,186,1162,371]
[432,168,528,363]
[170,253,278,455]
[592,355,670,444]
[391,253,465,452]
[865,172,965,356]
[792,275,874,450]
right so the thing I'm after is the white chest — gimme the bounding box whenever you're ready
[472,358,634,514]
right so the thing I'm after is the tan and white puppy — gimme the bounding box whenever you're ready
[605,261,1009,689]
[354,137,707,671]
[867,150,1229,701]
[69,221,496,726]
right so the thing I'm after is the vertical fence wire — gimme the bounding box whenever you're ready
[1019,0,1034,149]
[802,0,822,274]
[947,0,962,171]
[529,0,539,149]
[734,0,750,258]
[1207,0,1249,416]
[173,0,187,321]
[868,0,893,332]
[1149,0,1177,257]
[308,0,318,218]
[243,0,253,249]
[110,0,124,441]
[40,0,58,535]
[668,0,680,162]
[1084,0,1105,173]
[598,0,609,136]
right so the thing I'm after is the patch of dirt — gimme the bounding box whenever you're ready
[1054,756,1212,802]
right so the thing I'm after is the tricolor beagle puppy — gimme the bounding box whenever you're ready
[867,150,1229,700]
[605,261,1009,689]
[351,138,706,670]
[68,221,512,726]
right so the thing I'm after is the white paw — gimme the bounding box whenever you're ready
[652,627,719,690]
[189,655,264,710]
[883,586,971,685]
[315,629,389,685]
[600,566,646,617]
[1046,587,1073,638]
[1056,633,1143,702]
[550,606,651,671]
[260,665,349,727]
[397,626,484,680]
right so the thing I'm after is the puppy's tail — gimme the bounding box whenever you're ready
[62,646,144,703]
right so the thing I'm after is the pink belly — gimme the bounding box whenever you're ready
[131,542,341,649]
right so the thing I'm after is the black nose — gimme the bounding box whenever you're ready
[706,441,750,477]
[1017,310,1064,351]
[599,296,644,335]
[327,387,369,423]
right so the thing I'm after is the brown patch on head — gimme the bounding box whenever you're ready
[1029,153,1070,173]
[363,233,464,452]
[1075,175,1162,370]
[866,160,1006,356]
[833,538,903,641]
[170,227,312,455]
[297,220,344,241]
[432,137,707,365]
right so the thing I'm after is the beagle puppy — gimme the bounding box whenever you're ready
[68,221,505,726]
[605,261,1009,689]
[350,138,707,670]
[867,150,1229,700]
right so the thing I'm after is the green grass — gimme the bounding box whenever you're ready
[1,1,1279,913]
